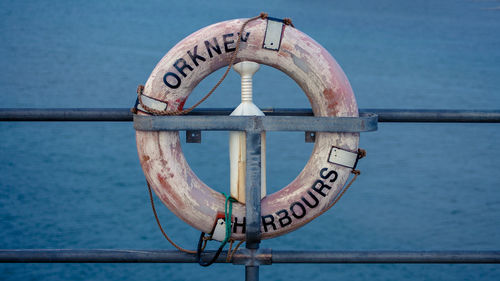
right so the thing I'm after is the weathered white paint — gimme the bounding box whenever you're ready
[135,18,359,240]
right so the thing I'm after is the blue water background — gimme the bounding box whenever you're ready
[1,0,499,280]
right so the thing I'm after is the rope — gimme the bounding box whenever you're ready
[226,239,245,262]
[222,194,237,244]
[197,193,237,266]
[146,181,197,254]
[135,12,272,116]
[228,239,234,256]
[146,146,363,258]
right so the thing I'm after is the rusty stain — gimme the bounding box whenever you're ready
[323,88,339,114]
[156,133,165,159]
[177,98,187,110]
[142,155,150,162]
[156,173,185,209]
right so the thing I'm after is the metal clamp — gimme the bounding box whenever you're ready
[232,248,272,266]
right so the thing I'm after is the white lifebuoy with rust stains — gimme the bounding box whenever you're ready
[135,17,359,240]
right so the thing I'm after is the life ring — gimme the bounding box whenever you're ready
[135,17,359,240]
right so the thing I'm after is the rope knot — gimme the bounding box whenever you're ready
[357,148,367,159]
[283,18,294,27]
[259,12,268,19]
[137,84,145,95]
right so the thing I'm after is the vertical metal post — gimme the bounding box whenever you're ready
[246,266,259,280]
[245,124,262,281]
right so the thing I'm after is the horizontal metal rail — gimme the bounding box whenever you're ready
[0,250,499,264]
[271,251,500,264]
[1,108,499,122]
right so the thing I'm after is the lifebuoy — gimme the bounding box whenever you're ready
[135,17,359,240]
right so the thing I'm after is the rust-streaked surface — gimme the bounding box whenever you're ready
[136,18,359,240]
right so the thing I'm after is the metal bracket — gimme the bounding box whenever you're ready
[133,113,378,133]
[186,130,201,143]
[305,131,316,143]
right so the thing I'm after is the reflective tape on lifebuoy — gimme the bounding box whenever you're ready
[135,17,359,240]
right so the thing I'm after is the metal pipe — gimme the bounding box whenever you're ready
[245,131,263,280]
[0,108,133,121]
[1,108,500,122]
[246,266,259,281]
[362,109,500,123]
[1,250,499,263]
[0,249,226,263]
[245,131,262,247]
[271,250,500,264]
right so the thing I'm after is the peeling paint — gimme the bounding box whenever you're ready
[291,52,309,74]
[135,18,360,240]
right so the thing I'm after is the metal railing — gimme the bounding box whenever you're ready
[1,108,499,122]
[1,249,499,264]
[1,108,499,281]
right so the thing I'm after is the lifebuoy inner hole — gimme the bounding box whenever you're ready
[180,65,314,195]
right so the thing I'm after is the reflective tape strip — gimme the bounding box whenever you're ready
[137,95,168,112]
[263,19,284,51]
[328,146,358,169]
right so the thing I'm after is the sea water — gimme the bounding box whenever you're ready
[1,0,499,280]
